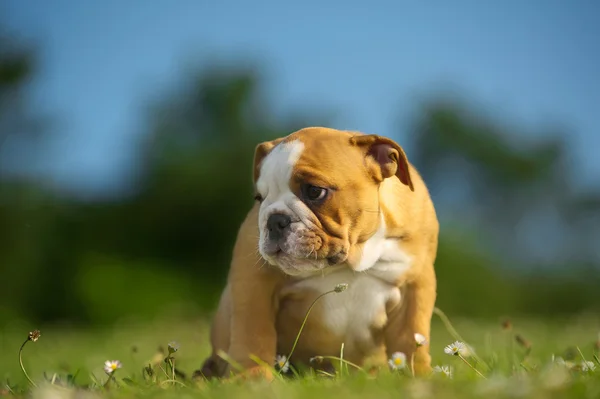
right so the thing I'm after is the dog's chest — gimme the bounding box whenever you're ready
[305,269,400,333]
[279,258,411,353]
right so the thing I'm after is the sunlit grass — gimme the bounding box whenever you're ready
[1,306,600,398]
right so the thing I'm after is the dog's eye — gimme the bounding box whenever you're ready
[254,193,263,202]
[302,184,328,202]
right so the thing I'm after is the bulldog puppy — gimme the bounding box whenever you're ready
[197,127,439,380]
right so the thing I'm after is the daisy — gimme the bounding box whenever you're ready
[433,365,453,378]
[414,333,427,347]
[581,360,596,372]
[104,360,122,375]
[388,352,407,370]
[275,354,289,373]
[444,341,467,356]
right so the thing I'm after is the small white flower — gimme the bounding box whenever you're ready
[104,360,122,375]
[581,360,596,372]
[553,356,575,369]
[414,333,427,347]
[432,365,453,378]
[444,341,467,356]
[275,354,289,373]
[388,352,407,370]
[28,330,41,342]
[167,341,180,354]
[334,283,348,293]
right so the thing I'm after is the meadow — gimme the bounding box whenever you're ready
[4,26,600,398]
[2,305,599,399]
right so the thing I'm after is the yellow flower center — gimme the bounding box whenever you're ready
[110,364,118,370]
[394,358,403,365]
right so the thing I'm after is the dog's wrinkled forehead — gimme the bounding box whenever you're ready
[256,139,305,199]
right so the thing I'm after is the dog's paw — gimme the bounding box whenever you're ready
[413,362,432,376]
[230,365,274,383]
[411,353,433,377]
[192,356,227,381]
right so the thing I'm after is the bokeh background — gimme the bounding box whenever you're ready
[1,1,599,332]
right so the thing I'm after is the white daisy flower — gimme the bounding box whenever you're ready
[581,360,596,372]
[444,341,468,356]
[414,333,427,347]
[388,352,407,370]
[275,354,289,373]
[433,365,453,378]
[104,360,122,375]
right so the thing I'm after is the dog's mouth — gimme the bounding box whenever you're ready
[261,245,348,278]
[258,220,349,274]
[270,256,326,276]
[263,245,319,263]
[326,251,348,266]
[260,242,324,276]
[261,241,283,257]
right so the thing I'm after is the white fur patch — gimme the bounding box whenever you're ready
[292,225,413,344]
[256,140,304,204]
[256,140,313,264]
[294,269,397,343]
[354,216,413,274]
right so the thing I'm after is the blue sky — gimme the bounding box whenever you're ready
[2,0,599,197]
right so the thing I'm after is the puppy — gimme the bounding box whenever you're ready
[197,127,438,379]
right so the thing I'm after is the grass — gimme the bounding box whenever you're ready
[1,307,600,398]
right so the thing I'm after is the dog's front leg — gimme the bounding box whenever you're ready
[384,262,436,376]
[226,268,281,380]
[223,206,284,380]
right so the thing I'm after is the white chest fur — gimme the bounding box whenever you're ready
[289,239,413,346]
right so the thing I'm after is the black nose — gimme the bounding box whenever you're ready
[267,213,292,241]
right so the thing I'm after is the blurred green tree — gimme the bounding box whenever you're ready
[0,33,34,144]
[407,95,600,317]
[0,32,51,172]
[0,31,63,323]
[69,63,334,323]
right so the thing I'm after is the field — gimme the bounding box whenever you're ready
[2,308,600,399]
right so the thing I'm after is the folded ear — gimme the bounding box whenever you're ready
[253,137,285,183]
[350,134,414,191]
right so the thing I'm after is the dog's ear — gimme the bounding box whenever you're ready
[350,134,414,191]
[253,137,285,183]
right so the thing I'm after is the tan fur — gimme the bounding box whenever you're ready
[196,127,439,380]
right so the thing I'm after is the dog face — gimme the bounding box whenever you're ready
[252,127,414,276]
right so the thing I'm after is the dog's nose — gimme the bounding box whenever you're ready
[267,213,292,241]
